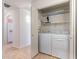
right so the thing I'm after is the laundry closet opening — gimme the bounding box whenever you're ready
[37,2,70,59]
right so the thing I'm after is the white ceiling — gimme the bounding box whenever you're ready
[4,0,31,8]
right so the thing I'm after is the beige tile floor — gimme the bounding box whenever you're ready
[33,53,59,59]
[3,44,31,59]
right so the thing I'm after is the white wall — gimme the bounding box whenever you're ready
[40,13,70,34]
[12,7,20,48]
[11,8,31,48]
[40,23,69,34]
[19,8,31,47]
[33,0,69,9]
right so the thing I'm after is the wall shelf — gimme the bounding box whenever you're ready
[41,21,70,26]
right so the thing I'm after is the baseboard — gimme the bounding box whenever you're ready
[32,53,39,59]
[39,52,60,59]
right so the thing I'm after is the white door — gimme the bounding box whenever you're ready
[8,23,14,43]
[39,33,52,55]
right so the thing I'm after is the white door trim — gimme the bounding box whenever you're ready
[70,0,76,59]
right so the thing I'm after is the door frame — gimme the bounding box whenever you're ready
[70,0,76,59]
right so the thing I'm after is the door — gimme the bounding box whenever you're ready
[39,33,52,55]
[7,16,14,44]
[7,22,14,43]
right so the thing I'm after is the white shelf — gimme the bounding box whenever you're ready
[41,21,70,26]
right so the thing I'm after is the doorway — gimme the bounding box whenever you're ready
[31,0,76,59]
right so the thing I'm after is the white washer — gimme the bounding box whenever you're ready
[51,34,69,59]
